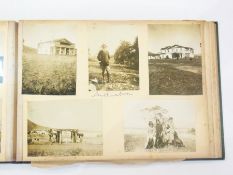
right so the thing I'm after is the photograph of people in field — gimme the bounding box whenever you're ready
[27,99,103,157]
[148,24,202,95]
[88,23,139,91]
[22,21,78,95]
[124,99,196,152]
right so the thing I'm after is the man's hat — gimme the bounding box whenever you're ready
[101,44,107,48]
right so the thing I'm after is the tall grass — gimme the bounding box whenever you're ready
[22,51,76,95]
[149,58,202,95]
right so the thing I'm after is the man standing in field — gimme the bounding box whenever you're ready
[97,44,111,83]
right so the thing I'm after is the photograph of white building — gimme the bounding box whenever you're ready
[160,45,194,59]
[22,21,78,95]
[149,45,194,59]
[148,24,202,95]
[37,38,77,56]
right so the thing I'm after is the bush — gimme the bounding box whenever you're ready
[114,37,139,69]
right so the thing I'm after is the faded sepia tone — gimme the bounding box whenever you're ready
[27,99,103,157]
[124,99,196,153]
[22,21,78,95]
[16,21,223,162]
[148,24,202,95]
[88,23,139,91]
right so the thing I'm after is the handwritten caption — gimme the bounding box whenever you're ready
[91,91,133,97]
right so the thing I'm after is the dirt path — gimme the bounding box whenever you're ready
[89,59,139,91]
[174,65,202,74]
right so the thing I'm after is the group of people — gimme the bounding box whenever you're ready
[145,113,184,149]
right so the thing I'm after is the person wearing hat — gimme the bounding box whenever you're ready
[97,44,111,83]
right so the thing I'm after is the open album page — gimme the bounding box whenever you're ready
[17,20,223,162]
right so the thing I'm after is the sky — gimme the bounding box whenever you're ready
[88,23,138,57]
[148,24,201,54]
[27,99,102,132]
[124,99,196,130]
[23,21,79,48]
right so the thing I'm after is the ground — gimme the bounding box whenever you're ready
[22,46,76,95]
[124,132,196,152]
[89,59,139,91]
[28,137,103,157]
[149,58,202,95]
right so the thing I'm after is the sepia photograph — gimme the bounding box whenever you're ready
[22,22,78,95]
[148,24,202,95]
[124,99,196,152]
[27,99,103,157]
[88,23,139,91]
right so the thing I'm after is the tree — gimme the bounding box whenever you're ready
[114,37,139,69]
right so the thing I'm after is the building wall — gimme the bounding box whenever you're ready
[160,47,194,59]
[161,53,172,59]
[37,41,77,56]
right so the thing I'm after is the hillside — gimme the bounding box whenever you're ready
[23,45,37,54]
[28,120,49,132]
[148,51,157,56]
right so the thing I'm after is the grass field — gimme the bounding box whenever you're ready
[124,132,196,152]
[149,58,202,95]
[22,46,77,95]
[89,59,139,91]
[28,137,103,157]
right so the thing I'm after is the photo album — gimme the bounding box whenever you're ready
[0,20,224,164]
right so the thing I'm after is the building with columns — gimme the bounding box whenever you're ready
[160,45,194,59]
[149,45,195,59]
[37,38,77,56]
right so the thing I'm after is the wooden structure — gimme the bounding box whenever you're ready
[37,38,77,56]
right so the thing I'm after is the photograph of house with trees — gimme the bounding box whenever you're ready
[148,24,202,95]
[22,21,78,95]
[27,99,103,157]
[88,23,139,91]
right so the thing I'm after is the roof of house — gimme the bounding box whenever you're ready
[161,45,193,50]
[39,38,75,45]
